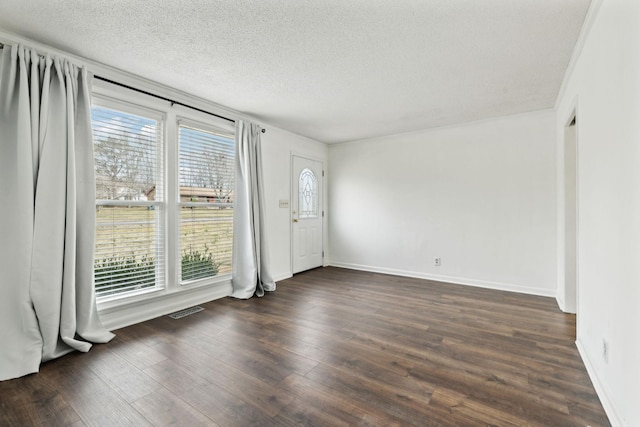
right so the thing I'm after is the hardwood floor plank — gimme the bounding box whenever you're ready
[0,267,610,426]
[131,387,218,426]
[209,327,320,376]
[104,333,168,370]
[176,383,271,427]
[148,334,295,418]
[142,359,210,395]
[0,365,82,426]
[276,373,400,426]
[304,362,438,426]
[45,356,152,426]
[428,387,523,427]
[83,345,163,403]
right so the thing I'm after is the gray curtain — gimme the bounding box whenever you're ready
[231,120,275,298]
[0,45,114,381]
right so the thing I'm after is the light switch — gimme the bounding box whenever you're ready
[279,200,289,208]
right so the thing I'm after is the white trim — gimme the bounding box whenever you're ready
[95,200,162,207]
[92,87,168,119]
[576,339,623,427]
[273,272,293,282]
[177,115,235,137]
[328,262,556,298]
[556,102,580,315]
[554,0,605,110]
[290,151,325,163]
[98,280,231,331]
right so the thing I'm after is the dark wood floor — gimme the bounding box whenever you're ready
[1,267,610,426]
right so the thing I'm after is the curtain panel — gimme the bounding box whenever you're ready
[0,45,114,381]
[231,120,275,298]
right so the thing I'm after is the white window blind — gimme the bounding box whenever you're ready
[92,105,164,298]
[178,122,234,283]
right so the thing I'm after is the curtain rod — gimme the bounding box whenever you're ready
[96,75,266,133]
[95,75,236,124]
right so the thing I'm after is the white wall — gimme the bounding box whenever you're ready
[328,110,557,296]
[260,127,328,281]
[555,0,640,425]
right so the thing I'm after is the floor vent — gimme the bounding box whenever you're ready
[168,306,204,319]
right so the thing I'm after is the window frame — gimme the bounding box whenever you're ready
[176,117,235,285]
[92,94,167,302]
[91,80,235,308]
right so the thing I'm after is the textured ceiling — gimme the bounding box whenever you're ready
[0,1,590,143]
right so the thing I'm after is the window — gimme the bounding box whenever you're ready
[91,90,235,301]
[299,168,318,218]
[92,103,164,298]
[178,122,234,283]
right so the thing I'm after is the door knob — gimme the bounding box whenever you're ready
[293,219,298,222]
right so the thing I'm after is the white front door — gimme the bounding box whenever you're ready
[292,155,323,274]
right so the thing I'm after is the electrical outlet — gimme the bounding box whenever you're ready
[602,339,609,363]
[434,257,441,266]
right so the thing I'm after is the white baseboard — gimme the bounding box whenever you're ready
[98,270,297,331]
[328,261,555,297]
[576,339,623,427]
[273,272,293,282]
[98,281,232,331]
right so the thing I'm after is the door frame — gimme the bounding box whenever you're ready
[290,152,325,275]
[560,103,579,321]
